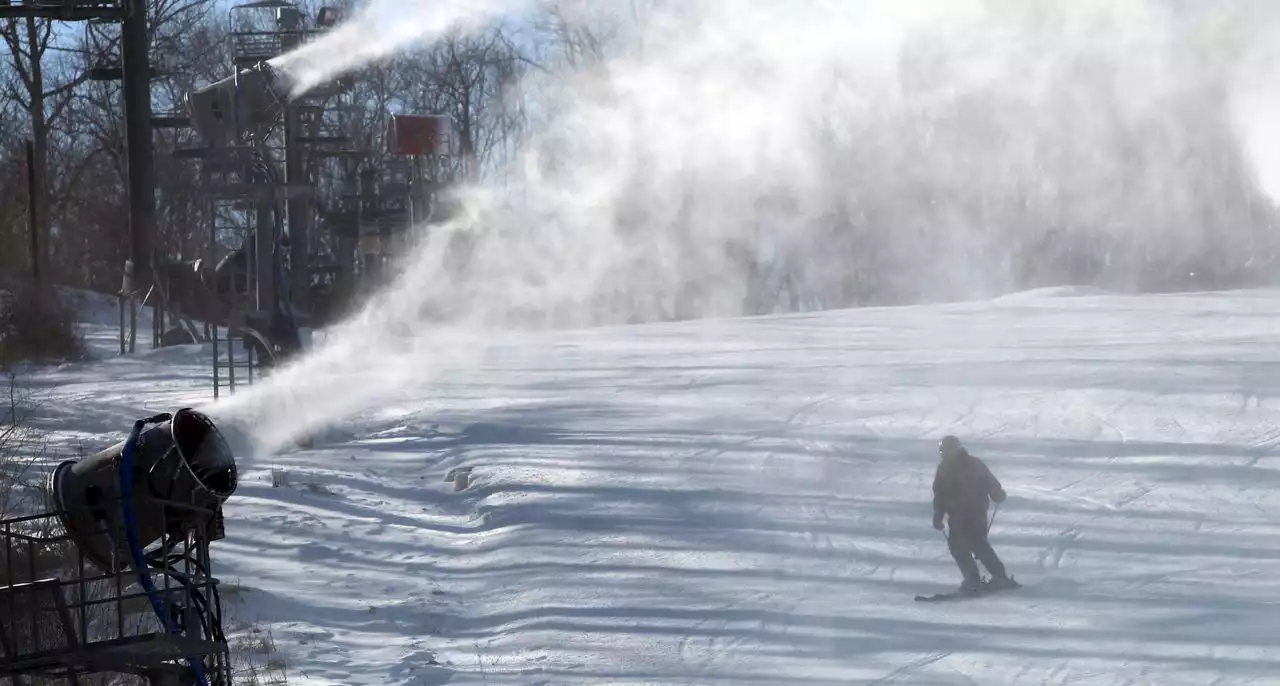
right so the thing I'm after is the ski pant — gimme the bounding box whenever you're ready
[946,510,1006,583]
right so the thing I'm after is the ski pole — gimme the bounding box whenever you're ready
[988,502,1001,533]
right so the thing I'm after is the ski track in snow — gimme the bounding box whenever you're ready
[17,287,1280,684]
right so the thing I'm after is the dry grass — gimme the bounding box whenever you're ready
[220,581,292,686]
[0,367,43,518]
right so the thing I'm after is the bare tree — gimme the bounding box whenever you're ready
[398,27,525,180]
[0,116,27,276]
[1,16,89,282]
[49,0,224,289]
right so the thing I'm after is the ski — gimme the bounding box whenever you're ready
[915,591,973,602]
[915,593,961,602]
[914,578,1021,602]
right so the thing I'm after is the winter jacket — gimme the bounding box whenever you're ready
[932,449,1006,525]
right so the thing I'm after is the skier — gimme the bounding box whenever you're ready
[932,435,1016,595]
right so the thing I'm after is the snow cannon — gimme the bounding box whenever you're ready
[184,60,296,148]
[47,408,238,572]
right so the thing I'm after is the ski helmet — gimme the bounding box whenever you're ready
[939,435,963,458]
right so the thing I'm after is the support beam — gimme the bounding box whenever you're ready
[0,2,125,20]
[121,0,154,301]
[253,139,276,317]
[284,105,310,316]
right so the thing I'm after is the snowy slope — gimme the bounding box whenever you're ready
[22,287,1280,684]
[59,287,158,360]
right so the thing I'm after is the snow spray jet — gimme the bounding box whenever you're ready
[1233,87,1280,204]
[1225,2,1280,207]
[269,0,528,98]
[208,0,1280,457]
[186,0,527,146]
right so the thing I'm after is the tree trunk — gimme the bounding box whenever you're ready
[23,16,49,284]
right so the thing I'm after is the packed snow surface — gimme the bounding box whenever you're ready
[23,287,1280,684]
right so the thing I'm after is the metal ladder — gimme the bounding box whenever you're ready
[211,312,262,400]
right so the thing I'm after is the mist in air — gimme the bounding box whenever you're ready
[210,0,1280,456]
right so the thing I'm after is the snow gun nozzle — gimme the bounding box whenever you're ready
[47,408,238,572]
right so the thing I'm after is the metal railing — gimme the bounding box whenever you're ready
[0,501,229,683]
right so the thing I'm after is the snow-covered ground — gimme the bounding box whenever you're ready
[18,286,1280,684]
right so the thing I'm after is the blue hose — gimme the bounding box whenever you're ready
[120,418,211,686]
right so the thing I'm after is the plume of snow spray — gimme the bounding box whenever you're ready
[270,0,526,97]
[210,0,1280,457]
[1233,86,1280,205]
[1226,5,1280,207]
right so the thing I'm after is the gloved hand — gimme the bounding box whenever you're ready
[992,488,1007,504]
[933,515,944,531]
